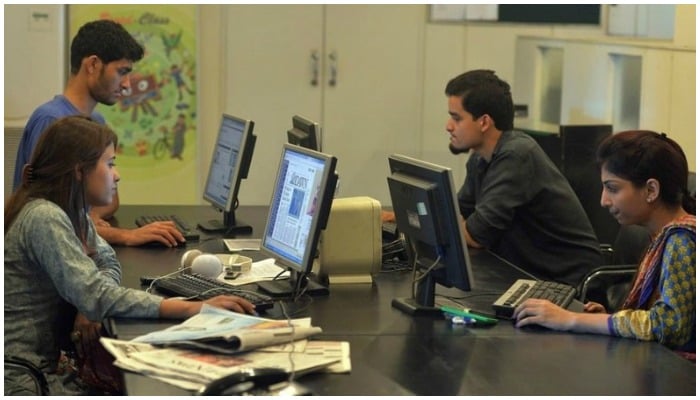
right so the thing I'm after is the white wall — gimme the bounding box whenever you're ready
[4,5,66,128]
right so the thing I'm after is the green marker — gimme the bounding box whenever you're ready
[440,305,499,325]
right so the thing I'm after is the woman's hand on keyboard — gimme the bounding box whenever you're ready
[512,299,574,330]
[204,295,257,315]
[161,295,256,318]
[126,221,185,247]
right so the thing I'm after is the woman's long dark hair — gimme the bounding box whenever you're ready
[596,130,695,215]
[5,116,119,243]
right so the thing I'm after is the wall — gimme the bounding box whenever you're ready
[4,5,66,128]
[5,5,696,204]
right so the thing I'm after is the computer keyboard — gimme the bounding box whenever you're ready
[152,273,275,312]
[492,279,577,318]
[135,214,200,242]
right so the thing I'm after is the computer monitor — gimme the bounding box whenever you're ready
[287,115,320,151]
[198,113,257,235]
[258,144,338,297]
[386,154,474,316]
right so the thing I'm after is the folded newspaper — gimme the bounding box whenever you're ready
[131,304,322,354]
[102,337,350,391]
[101,305,350,391]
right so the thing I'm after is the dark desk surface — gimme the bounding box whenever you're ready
[111,205,695,396]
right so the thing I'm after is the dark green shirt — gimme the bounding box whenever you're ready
[458,130,601,287]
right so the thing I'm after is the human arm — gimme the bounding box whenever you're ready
[456,157,485,248]
[460,216,484,248]
[513,299,611,335]
[609,231,695,346]
[463,148,537,248]
[95,220,185,247]
[159,296,256,319]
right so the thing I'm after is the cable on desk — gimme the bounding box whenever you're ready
[279,301,297,384]
[145,266,193,294]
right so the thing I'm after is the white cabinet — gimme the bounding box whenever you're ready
[513,36,696,170]
[224,5,425,205]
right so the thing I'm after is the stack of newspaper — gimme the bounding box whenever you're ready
[101,305,350,391]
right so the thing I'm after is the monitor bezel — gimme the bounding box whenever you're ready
[202,113,254,213]
[259,144,338,293]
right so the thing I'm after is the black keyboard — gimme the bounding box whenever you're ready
[135,214,200,242]
[492,279,576,318]
[153,273,275,312]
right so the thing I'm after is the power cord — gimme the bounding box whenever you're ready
[278,301,297,384]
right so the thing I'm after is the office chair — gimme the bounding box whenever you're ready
[4,356,50,395]
[579,225,650,311]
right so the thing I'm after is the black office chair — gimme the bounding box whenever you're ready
[4,356,50,395]
[579,225,650,311]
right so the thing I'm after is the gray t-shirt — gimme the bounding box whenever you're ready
[4,199,161,393]
[458,130,601,287]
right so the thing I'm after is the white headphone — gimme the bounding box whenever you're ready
[181,250,222,277]
[180,249,253,278]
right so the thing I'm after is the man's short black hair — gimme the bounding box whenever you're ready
[445,69,514,131]
[70,19,144,74]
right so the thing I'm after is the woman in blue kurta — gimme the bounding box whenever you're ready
[514,130,695,358]
[4,116,256,394]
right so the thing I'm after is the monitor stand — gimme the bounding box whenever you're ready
[257,273,329,298]
[392,273,442,316]
[391,298,442,317]
[197,210,253,235]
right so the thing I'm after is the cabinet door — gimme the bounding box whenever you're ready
[225,5,324,204]
[323,5,425,204]
[225,5,425,205]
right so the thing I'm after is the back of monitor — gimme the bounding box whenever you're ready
[318,196,382,284]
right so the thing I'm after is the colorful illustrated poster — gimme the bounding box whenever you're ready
[69,5,198,204]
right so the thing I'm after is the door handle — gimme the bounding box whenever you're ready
[328,51,337,87]
[310,50,320,86]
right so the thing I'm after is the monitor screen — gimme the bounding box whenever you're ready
[287,115,320,151]
[258,144,338,297]
[198,113,256,234]
[386,154,474,316]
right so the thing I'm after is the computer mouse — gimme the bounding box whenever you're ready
[197,367,290,396]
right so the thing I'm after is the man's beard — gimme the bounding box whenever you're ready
[449,143,470,155]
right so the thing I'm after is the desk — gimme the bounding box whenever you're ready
[111,205,695,395]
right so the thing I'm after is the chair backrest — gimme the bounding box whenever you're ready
[611,225,650,265]
[4,356,49,395]
[580,225,650,311]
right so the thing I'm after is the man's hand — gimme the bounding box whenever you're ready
[381,210,395,223]
[96,221,185,247]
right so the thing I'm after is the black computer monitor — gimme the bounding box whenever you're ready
[258,144,338,297]
[198,113,257,235]
[386,154,474,316]
[287,115,320,151]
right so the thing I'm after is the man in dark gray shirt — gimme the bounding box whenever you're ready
[445,70,601,287]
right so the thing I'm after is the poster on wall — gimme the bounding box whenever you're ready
[69,5,198,204]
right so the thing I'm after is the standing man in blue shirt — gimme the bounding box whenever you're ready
[445,69,601,287]
[13,19,184,247]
